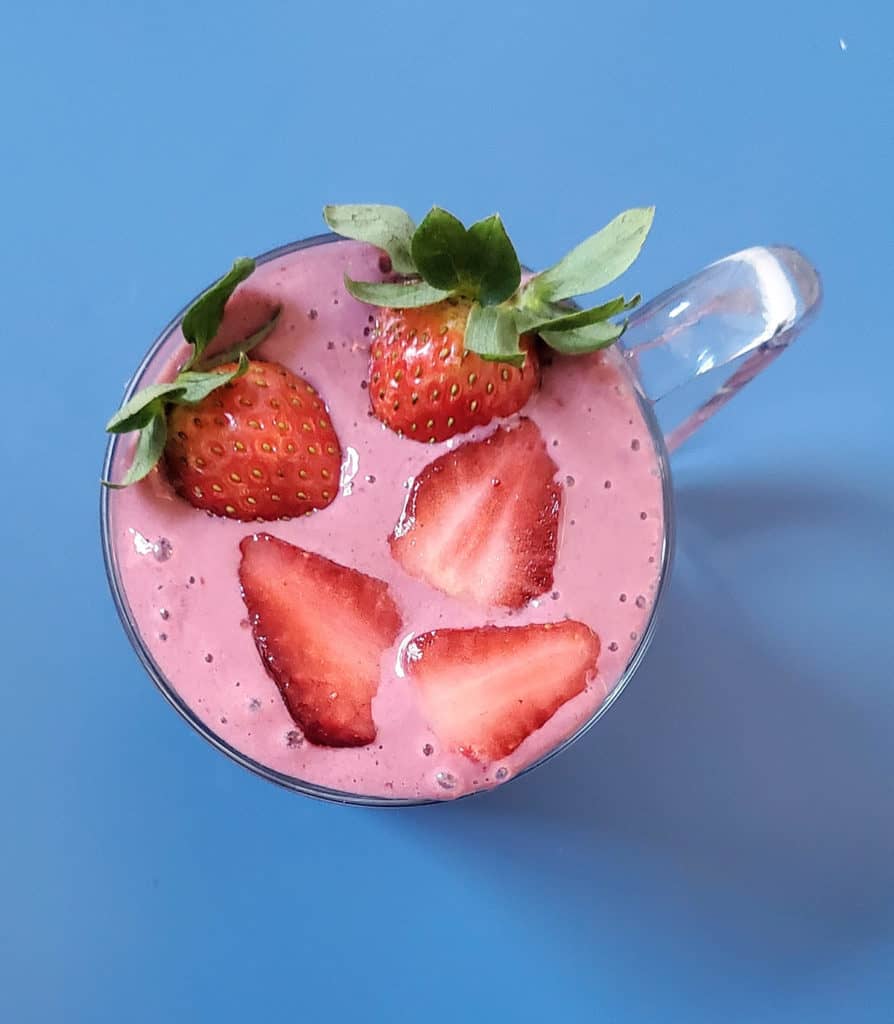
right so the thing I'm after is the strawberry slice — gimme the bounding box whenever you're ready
[238,534,402,747]
[406,621,600,762]
[389,418,561,609]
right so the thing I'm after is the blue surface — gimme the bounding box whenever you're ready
[2,1,892,1020]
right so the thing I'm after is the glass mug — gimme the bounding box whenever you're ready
[100,235,821,805]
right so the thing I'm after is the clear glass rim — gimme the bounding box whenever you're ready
[99,233,677,808]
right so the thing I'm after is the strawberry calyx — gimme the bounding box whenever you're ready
[104,258,281,487]
[324,203,654,367]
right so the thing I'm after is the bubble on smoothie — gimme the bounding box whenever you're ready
[619,593,627,603]
[551,591,560,600]
[635,595,647,609]
[130,530,173,561]
[204,653,214,663]
[422,743,434,757]
[153,538,173,561]
[365,474,376,484]
[248,697,262,712]
[640,511,648,520]
[631,438,641,451]
[308,308,318,320]
[495,767,509,781]
[159,608,170,620]
[159,632,168,642]
[436,770,458,791]
[326,341,335,350]
[604,480,612,489]
[565,475,575,487]
[286,729,304,748]
[630,631,638,642]
[608,641,619,652]
[220,716,228,725]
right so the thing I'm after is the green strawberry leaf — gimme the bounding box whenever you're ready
[525,293,640,333]
[203,306,281,368]
[174,352,250,404]
[410,207,470,291]
[182,257,255,368]
[323,204,417,275]
[344,275,451,308]
[104,412,168,488]
[541,320,626,354]
[464,302,525,367]
[106,381,186,434]
[528,207,654,301]
[466,214,521,307]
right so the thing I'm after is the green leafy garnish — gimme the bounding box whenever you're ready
[541,321,626,354]
[522,294,641,334]
[344,276,451,309]
[324,202,653,365]
[104,260,277,487]
[466,215,521,306]
[323,204,417,274]
[464,303,525,367]
[410,208,469,290]
[105,381,189,434]
[527,207,654,301]
[182,257,255,369]
[104,414,168,488]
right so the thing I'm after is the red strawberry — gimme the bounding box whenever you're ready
[164,360,342,521]
[369,298,539,442]
[390,418,561,609]
[238,534,403,747]
[406,621,600,762]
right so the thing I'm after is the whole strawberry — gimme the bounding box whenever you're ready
[105,258,342,521]
[164,361,341,520]
[370,298,538,442]
[325,202,651,442]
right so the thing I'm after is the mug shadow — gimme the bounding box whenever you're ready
[391,471,894,969]
[673,470,894,539]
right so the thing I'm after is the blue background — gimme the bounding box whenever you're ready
[2,1,892,1020]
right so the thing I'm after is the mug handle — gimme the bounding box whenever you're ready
[619,245,822,452]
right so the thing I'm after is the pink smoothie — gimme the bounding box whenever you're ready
[105,239,667,801]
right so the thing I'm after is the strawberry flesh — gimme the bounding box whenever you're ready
[165,360,342,521]
[390,418,561,609]
[407,621,600,762]
[238,534,403,747]
[369,299,539,442]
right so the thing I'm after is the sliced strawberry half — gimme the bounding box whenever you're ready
[406,621,600,762]
[238,533,402,747]
[389,418,562,609]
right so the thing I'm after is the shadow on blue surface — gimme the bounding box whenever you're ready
[391,470,894,979]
